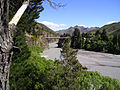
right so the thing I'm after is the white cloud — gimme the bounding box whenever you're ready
[107,21,117,25]
[79,24,86,27]
[38,21,66,31]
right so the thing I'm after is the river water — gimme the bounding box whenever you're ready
[40,42,120,81]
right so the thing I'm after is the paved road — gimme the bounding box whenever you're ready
[41,42,120,80]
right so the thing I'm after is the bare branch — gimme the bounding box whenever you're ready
[44,0,66,9]
[9,1,29,25]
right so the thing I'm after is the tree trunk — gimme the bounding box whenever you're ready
[0,0,14,90]
[0,0,30,89]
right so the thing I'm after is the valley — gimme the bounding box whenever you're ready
[1,0,120,89]
[41,42,120,81]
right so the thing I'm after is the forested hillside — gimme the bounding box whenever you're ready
[91,22,120,35]
[58,28,120,54]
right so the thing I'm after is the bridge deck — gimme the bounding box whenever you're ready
[45,37,69,39]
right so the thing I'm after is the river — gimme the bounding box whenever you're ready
[40,42,120,81]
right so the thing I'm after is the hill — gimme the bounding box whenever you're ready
[95,22,120,35]
[26,22,59,49]
[35,22,59,37]
[56,25,99,35]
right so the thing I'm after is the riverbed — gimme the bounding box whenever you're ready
[40,42,120,81]
[40,42,62,60]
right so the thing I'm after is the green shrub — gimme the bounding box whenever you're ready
[79,70,120,90]
[10,46,54,90]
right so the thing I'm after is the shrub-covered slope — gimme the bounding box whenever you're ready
[91,22,120,35]
[35,22,59,37]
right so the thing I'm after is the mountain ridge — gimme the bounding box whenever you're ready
[56,25,99,35]
[56,22,120,35]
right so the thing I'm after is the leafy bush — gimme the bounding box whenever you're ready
[10,46,54,90]
[79,70,120,90]
[10,44,120,90]
[28,45,43,55]
[49,40,120,89]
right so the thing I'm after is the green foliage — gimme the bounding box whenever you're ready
[58,33,70,48]
[61,39,82,73]
[10,46,54,90]
[10,0,44,62]
[9,1,120,90]
[70,28,120,54]
[48,39,83,89]
[12,30,31,63]
[79,70,120,90]
[91,22,120,36]
[28,45,43,55]
[9,0,44,34]
[30,36,39,46]
[48,40,120,89]
[71,28,82,49]
[101,29,109,41]
[10,38,120,90]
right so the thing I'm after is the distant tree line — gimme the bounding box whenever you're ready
[58,28,120,54]
[58,33,70,48]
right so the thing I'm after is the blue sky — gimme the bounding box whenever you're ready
[37,0,120,31]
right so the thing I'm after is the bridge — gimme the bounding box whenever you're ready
[45,37,69,39]
[45,37,69,43]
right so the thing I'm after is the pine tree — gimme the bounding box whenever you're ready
[9,0,44,89]
[12,30,31,63]
[95,30,101,36]
[71,28,81,49]
[101,29,109,41]
[9,0,44,34]
[9,0,44,61]
[112,35,120,54]
[58,34,69,48]
[49,39,82,89]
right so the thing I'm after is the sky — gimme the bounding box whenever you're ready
[37,0,120,31]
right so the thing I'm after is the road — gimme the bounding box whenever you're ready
[40,42,120,81]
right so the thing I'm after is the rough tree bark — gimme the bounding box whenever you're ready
[0,0,14,90]
[0,0,30,89]
[0,0,63,89]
